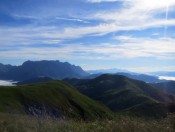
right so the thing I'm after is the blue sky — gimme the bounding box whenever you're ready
[0,0,175,72]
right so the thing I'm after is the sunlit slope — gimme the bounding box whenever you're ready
[0,81,112,120]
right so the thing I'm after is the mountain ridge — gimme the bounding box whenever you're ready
[0,60,89,81]
[64,74,175,118]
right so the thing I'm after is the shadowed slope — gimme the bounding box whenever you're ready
[65,74,175,118]
[150,81,175,95]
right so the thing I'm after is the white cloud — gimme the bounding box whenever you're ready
[0,0,175,73]
[1,36,175,61]
[1,17,175,46]
[91,0,175,33]
[54,0,175,39]
[55,17,90,23]
[13,14,40,19]
[0,0,175,64]
[159,76,175,81]
[46,18,175,39]
[112,36,175,59]
[1,0,175,46]
[133,0,175,10]
[152,33,160,36]
[87,0,120,3]
[0,80,16,86]
[0,26,63,46]
[113,36,137,41]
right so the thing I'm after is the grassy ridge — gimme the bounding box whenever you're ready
[65,74,175,118]
[0,113,175,132]
[0,81,112,120]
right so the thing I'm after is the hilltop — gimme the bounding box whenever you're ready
[0,81,112,120]
[65,74,175,118]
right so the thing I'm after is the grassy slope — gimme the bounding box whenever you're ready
[0,113,175,132]
[0,81,112,120]
[65,74,175,118]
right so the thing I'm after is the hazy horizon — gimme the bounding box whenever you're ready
[0,59,175,73]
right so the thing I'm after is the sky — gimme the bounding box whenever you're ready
[0,0,175,72]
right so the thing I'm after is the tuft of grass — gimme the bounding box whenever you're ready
[0,113,175,132]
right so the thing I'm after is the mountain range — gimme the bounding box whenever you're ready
[116,72,164,83]
[0,60,173,83]
[87,68,130,74]
[86,72,165,83]
[0,60,88,81]
[1,60,175,119]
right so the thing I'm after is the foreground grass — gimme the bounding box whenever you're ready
[0,113,175,132]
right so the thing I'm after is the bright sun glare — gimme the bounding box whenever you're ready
[142,0,175,9]
[140,0,175,38]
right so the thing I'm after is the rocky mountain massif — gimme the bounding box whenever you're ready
[0,60,88,81]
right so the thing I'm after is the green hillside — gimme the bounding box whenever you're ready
[0,81,112,120]
[65,74,175,118]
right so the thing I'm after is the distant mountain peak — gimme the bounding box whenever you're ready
[87,68,131,74]
[0,60,89,81]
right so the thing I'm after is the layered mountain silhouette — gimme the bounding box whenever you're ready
[87,68,130,74]
[116,72,164,83]
[86,72,164,83]
[1,60,175,118]
[65,74,175,118]
[0,60,167,83]
[0,60,88,81]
